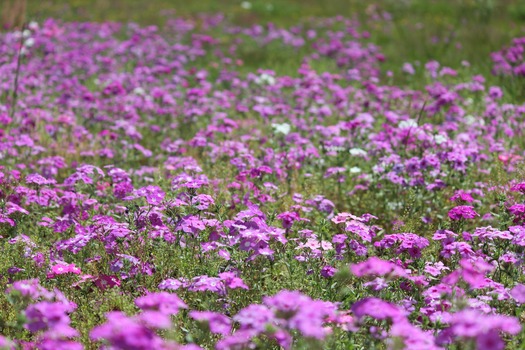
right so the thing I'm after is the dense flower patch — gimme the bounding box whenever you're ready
[0,11,525,349]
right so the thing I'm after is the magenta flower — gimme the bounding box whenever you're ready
[350,257,408,278]
[351,297,406,321]
[448,205,479,220]
[446,309,520,344]
[90,312,167,350]
[511,182,525,194]
[219,272,249,290]
[321,265,336,278]
[158,278,187,291]
[135,185,165,206]
[374,233,429,258]
[26,173,56,185]
[190,311,232,336]
[234,304,276,333]
[276,211,301,229]
[8,279,54,300]
[94,274,121,290]
[48,263,82,278]
[0,336,15,350]
[24,301,78,339]
[389,319,440,350]
[135,292,187,315]
[510,284,525,303]
[449,190,474,203]
[508,204,525,223]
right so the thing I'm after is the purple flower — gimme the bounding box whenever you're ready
[35,339,83,350]
[287,299,336,339]
[350,257,408,278]
[234,304,276,332]
[374,233,429,258]
[321,265,336,278]
[276,211,302,229]
[351,297,405,321]
[510,284,525,303]
[511,182,525,194]
[24,301,78,337]
[190,311,232,335]
[449,190,474,203]
[448,206,479,220]
[389,319,440,350]
[424,262,449,277]
[135,185,165,205]
[476,331,504,350]
[318,199,335,215]
[509,204,525,222]
[90,312,167,350]
[135,292,187,315]
[489,86,503,99]
[447,309,520,341]
[26,173,56,185]
[8,279,54,300]
[0,336,14,350]
[191,194,215,210]
[219,272,249,290]
[187,276,225,294]
[263,290,308,317]
[402,62,415,75]
[344,219,375,242]
[158,278,187,290]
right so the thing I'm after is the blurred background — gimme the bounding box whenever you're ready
[2,0,525,84]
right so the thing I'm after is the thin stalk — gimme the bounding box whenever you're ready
[10,22,25,120]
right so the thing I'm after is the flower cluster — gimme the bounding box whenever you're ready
[0,9,524,350]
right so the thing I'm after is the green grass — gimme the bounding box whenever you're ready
[1,1,525,348]
[22,0,524,83]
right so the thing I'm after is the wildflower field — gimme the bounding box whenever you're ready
[2,0,525,349]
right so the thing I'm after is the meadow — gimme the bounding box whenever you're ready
[0,0,525,349]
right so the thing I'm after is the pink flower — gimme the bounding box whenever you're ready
[135,185,165,206]
[498,153,522,165]
[48,263,82,278]
[351,297,406,321]
[350,257,408,279]
[449,190,474,203]
[510,284,525,303]
[190,311,232,336]
[511,182,525,194]
[94,275,121,290]
[448,206,479,220]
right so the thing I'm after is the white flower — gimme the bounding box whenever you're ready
[241,1,252,9]
[433,134,448,145]
[28,21,39,31]
[372,165,383,174]
[398,119,418,129]
[386,201,402,210]
[133,87,146,95]
[272,123,291,135]
[255,73,275,85]
[22,29,31,38]
[326,146,345,153]
[349,148,367,156]
[349,167,362,174]
[24,38,35,48]
[464,115,477,125]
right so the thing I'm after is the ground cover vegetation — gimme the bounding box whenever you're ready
[0,0,525,349]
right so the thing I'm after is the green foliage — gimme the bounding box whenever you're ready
[1,1,524,349]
